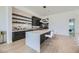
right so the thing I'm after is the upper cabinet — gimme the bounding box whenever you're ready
[32,16,41,26]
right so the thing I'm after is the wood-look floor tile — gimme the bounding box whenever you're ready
[41,35,79,53]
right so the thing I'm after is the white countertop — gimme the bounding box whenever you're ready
[26,29,49,34]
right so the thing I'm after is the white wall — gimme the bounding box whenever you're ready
[0,6,12,44]
[48,10,79,36]
[75,11,79,34]
[0,7,7,42]
[0,7,7,31]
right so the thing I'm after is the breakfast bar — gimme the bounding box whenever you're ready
[25,29,49,52]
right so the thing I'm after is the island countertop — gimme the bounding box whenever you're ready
[12,28,48,32]
[26,29,49,34]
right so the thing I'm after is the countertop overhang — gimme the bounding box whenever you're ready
[12,28,48,32]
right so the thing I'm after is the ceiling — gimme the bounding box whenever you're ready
[25,6,79,16]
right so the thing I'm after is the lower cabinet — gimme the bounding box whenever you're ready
[40,31,50,44]
[12,31,25,42]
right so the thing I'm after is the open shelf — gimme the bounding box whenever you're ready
[12,13,32,19]
[12,21,32,24]
[12,17,32,22]
[12,13,32,24]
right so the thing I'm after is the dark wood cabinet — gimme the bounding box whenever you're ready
[40,31,50,44]
[32,16,41,26]
[12,31,25,42]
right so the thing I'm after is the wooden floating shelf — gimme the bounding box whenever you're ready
[12,13,32,19]
[12,17,32,22]
[12,21,32,24]
[12,13,32,24]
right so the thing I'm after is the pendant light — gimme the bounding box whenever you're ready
[40,6,49,23]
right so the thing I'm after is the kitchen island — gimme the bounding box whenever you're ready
[12,28,46,42]
[25,29,49,52]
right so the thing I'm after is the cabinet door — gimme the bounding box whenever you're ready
[40,31,50,44]
[12,31,25,41]
[32,16,41,26]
